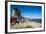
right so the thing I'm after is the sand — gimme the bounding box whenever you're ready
[10,21,42,29]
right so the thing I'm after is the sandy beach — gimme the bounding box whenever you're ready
[10,21,42,29]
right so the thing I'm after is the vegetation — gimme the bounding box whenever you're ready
[24,25,33,28]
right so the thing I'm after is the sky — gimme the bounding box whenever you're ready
[10,5,42,19]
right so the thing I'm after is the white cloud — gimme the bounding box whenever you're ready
[24,16,31,18]
[24,16,41,19]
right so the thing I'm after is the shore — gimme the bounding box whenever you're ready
[10,21,42,29]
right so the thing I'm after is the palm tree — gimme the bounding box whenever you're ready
[13,8,21,24]
[14,8,21,17]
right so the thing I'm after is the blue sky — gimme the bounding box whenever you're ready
[10,5,42,19]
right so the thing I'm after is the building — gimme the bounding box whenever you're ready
[10,8,22,25]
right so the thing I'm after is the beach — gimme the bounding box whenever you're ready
[10,21,42,29]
